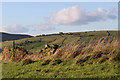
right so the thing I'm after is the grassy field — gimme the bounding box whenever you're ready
[2,60,120,78]
[1,31,118,52]
[1,30,120,79]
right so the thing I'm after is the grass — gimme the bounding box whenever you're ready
[1,30,120,78]
[2,60,120,78]
[1,31,118,52]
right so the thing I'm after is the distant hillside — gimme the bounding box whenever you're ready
[0,32,33,42]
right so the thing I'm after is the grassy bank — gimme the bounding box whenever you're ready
[1,31,120,78]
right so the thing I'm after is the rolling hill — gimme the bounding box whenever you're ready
[0,32,33,42]
[1,30,120,79]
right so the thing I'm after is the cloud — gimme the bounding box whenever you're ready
[107,7,117,19]
[29,23,54,31]
[47,5,117,26]
[1,5,117,34]
[109,7,117,14]
[2,24,29,33]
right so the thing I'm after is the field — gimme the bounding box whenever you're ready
[1,30,120,79]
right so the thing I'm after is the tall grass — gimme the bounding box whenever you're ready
[51,37,119,64]
[2,37,119,64]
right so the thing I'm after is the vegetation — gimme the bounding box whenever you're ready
[1,30,120,79]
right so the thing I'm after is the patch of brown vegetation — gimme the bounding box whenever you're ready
[92,52,102,59]
[51,59,62,65]
[21,58,33,66]
[41,59,51,65]
[2,37,119,65]
[99,56,109,64]
[52,44,82,59]
[111,52,120,61]
[39,44,58,57]
[2,47,29,62]
[52,38,119,64]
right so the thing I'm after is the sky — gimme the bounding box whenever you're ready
[1,2,118,36]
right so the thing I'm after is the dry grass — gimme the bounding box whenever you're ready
[21,58,33,66]
[2,47,28,62]
[2,37,119,65]
[51,37,119,64]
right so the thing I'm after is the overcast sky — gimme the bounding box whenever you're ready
[1,2,118,36]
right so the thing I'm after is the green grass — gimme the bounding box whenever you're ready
[2,60,120,78]
[19,42,48,52]
[1,31,118,52]
[1,30,120,78]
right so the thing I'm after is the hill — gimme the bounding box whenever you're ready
[0,32,33,42]
[1,30,120,79]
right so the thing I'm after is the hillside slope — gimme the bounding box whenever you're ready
[1,30,120,78]
[0,32,33,42]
